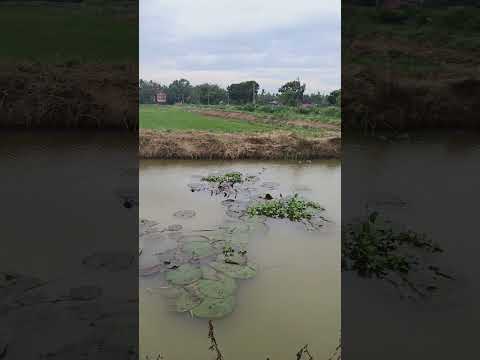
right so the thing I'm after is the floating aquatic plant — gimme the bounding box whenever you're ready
[247,194,323,222]
[182,241,217,258]
[175,288,202,312]
[191,276,237,299]
[202,172,243,184]
[191,295,235,318]
[209,261,257,279]
[165,264,202,285]
[342,211,450,297]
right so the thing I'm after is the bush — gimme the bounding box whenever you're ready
[240,104,256,112]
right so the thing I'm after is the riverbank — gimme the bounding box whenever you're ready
[343,5,480,131]
[0,62,137,129]
[139,129,340,160]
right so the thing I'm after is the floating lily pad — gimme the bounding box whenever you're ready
[188,183,207,192]
[192,277,236,299]
[261,182,280,190]
[209,261,257,279]
[140,263,164,277]
[175,288,202,312]
[221,199,236,206]
[165,264,202,285]
[139,218,159,234]
[182,241,217,258]
[191,295,235,318]
[166,231,183,240]
[180,234,210,243]
[165,224,183,232]
[140,231,167,242]
[173,210,196,219]
[200,265,219,280]
[152,238,178,255]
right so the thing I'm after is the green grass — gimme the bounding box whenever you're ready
[190,104,341,125]
[140,105,328,136]
[342,5,480,81]
[0,2,137,62]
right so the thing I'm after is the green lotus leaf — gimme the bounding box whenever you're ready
[165,264,202,285]
[200,265,219,280]
[209,261,257,279]
[191,295,235,318]
[175,288,202,312]
[182,241,217,258]
[193,277,237,299]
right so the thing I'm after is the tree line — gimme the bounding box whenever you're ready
[139,79,340,107]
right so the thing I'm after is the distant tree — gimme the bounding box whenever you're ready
[192,84,227,105]
[167,79,192,104]
[227,81,259,104]
[278,80,306,106]
[327,89,341,106]
[304,92,329,106]
[258,90,279,105]
[139,79,165,104]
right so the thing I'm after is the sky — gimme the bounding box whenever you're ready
[140,0,341,94]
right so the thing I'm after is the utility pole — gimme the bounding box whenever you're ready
[207,88,210,106]
[252,83,256,105]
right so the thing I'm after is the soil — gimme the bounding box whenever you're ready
[139,130,340,160]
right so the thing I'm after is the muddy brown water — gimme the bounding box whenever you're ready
[140,160,341,360]
[343,132,480,359]
[0,132,138,358]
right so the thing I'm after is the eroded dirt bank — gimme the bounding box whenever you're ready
[0,62,137,129]
[139,130,340,160]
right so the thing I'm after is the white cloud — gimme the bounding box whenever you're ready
[140,0,341,93]
[141,0,340,39]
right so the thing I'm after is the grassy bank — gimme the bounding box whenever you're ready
[139,105,340,159]
[0,2,137,129]
[343,5,480,131]
[140,105,274,133]
[186,104,341,125]
[140,105,338,136]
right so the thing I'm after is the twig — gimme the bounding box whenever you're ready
[208,320,224,360]
[296,344,313,360]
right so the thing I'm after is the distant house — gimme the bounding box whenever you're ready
[155,92,167,104]
[269,100,280,106]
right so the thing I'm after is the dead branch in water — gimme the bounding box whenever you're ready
[208,320,224,360]
[296,344,314,360]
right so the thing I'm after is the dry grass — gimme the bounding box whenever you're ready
[139,130,340,160]
[0,62,137,129]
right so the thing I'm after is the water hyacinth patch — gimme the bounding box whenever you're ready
[342,211,449,297]
[202,172,243,184]
[247,194,323,222]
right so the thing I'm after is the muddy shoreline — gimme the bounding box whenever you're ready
[139,130,341,160]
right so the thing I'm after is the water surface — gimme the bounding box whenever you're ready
[140,160,341,360]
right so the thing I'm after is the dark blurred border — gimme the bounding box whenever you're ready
[0,1,139,358]
[343,1,479,359]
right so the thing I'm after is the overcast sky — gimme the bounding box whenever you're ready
[140,0,340,94]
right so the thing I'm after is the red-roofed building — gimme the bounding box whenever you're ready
[155,92,167,104]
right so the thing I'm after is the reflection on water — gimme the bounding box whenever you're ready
[140,160,341,360]
[343,132,480,359]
